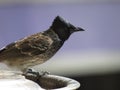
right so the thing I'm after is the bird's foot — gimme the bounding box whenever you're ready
[39,71,50,77]
[23,69,49,77]
[25,69,39,76]
[22,69,50,82]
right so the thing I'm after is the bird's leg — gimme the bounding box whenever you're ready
[22,68,39,78]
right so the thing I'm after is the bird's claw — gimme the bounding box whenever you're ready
[40,71,50,77]
[23,69,49,77]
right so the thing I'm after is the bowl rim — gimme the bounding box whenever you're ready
[37,74,80,90]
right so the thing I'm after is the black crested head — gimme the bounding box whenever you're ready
[50,16,84,41]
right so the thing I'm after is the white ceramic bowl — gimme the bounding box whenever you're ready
[0,70,80,90]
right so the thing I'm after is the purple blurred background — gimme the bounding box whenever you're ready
[0,2,120,75]
[0,3,120,51]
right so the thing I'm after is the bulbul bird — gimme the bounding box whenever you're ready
[0,16,84,73]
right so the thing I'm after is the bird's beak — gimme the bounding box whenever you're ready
[75,27,85,32]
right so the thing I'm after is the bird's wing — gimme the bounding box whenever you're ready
[0,33,53,60]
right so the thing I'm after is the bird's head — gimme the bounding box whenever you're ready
[50,16,84,41]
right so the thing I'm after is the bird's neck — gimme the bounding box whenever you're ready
[44,29,65,44]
